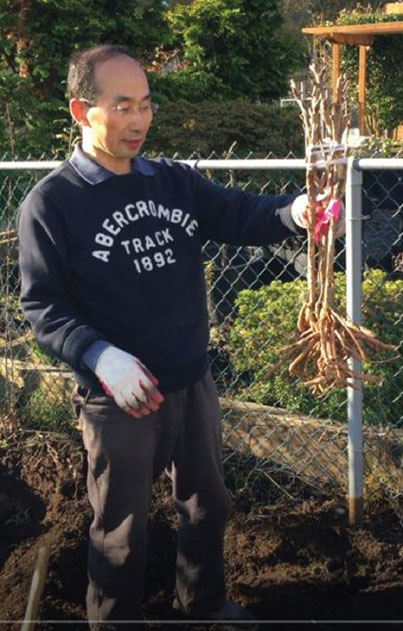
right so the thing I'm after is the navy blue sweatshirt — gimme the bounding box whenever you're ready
[17,145,302,393]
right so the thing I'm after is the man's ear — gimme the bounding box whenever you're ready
[70,98,90,127]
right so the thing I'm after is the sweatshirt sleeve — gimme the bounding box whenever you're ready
[17,188,103,370]
[192,168,305,245]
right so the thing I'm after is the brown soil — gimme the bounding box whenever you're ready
[0,428,402,631]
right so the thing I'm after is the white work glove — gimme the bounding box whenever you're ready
[94,346,164,419]
[291,193,346,238]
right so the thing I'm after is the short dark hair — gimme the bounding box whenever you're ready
[67,44,139,103]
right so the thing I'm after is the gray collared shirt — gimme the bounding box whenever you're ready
[69,143,155,185]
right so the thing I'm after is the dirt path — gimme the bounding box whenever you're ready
[1,429,402,630]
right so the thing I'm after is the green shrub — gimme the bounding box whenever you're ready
[228,269,403,426]
[163,0,305,102]
[148,69,234,104]
[146,98,305,158]
[18,389,72,430]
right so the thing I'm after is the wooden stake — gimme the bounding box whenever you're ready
[21,545,50,631]
[332,42,341,104]
[359,45,368,135]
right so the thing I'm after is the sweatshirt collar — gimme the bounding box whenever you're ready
[69,143,155,185]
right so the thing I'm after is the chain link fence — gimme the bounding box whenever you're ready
[0,154,402,520]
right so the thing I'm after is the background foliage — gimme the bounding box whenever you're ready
[0,0,172,157]
[1,1,402,157]
[0,0,305,158]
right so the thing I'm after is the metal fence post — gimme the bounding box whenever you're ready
[346,157,364,525]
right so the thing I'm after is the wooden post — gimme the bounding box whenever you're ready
[358,45,367,135]
[332,42,341,103]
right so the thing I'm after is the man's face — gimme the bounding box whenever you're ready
[80,55,153,173]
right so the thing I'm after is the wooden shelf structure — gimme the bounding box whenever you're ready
[302,21,403,135]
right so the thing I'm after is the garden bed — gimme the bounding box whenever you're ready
[0,426,402,630]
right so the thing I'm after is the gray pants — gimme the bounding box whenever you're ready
[72,369,232,628]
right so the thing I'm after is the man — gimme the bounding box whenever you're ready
[17,44,323,629]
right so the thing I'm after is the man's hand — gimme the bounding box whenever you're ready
[291,193,346,239]
[94,346,164,419]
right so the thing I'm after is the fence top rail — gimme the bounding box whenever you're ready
[185,159,307,170]
[0,161,63,170]
[0,157,402,172]
[354,158,403,171]
[0,158,306,171]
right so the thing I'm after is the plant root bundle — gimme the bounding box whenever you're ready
[279,53,397,396]
[281,304,397,396]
